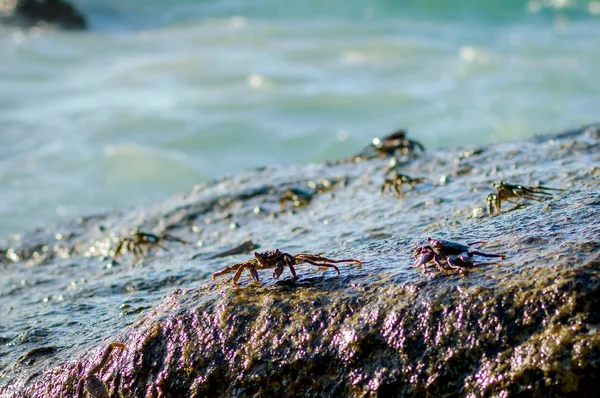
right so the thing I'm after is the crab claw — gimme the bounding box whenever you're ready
[413,246,435,267]
[273,265,285,279]
[249,267,260,283]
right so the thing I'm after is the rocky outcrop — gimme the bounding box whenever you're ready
[1,125,599,397]
[1,0,86,30]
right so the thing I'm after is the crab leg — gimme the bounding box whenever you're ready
[448,258,500,269]
[469,249,505,259]
[212,260,251,281]
[495,194,522,214]
[488,193,536,215]
[113,241,126,261]
[432,254,451,271]
[299,259,341,275]
[288,263,298,279]
[445,256,470,272]
[249,266,260,283]
[163,234,190,245]
[295,254,347,275]
[535,185,564,192]
[154,242,169,251]
[133,244,145,259]
[295,254,362,266]
[494,194,502,214]
[212,259,260,288]
[231,266,246,289]
[499,198,527,215]
[486,193,499,215]
[466,241,487,246]
[518,185,560,195]
[211,264,241,281]
[514,191,551,201]
[295,254,362,276]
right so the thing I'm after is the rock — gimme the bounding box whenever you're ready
[1,124,599,397]
[1,0,86,30]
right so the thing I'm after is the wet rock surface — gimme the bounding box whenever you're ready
[1,124,599,397]
[0,0,86,30]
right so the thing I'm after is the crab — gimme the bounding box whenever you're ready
[414,237,504,273]
[211,249,362,288]
[77,342,126,398]
[372,129,425,158]
[112,229,189,262]
[279,180,339,211]
[381,172,426,197]
[280,187,314,210]
[487,181,563,215]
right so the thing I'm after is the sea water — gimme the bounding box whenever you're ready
[0,0,598,237]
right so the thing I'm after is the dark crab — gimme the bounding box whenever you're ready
[279,187,314,210]
[381,172,426,197]
[414,237,504,272]
[112,229,189,262]
[487,181,564,215]
[372,129,425,158]
[279,179,339,211]
[212,249,362,288]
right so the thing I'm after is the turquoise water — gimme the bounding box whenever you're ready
[0,0,598,237]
